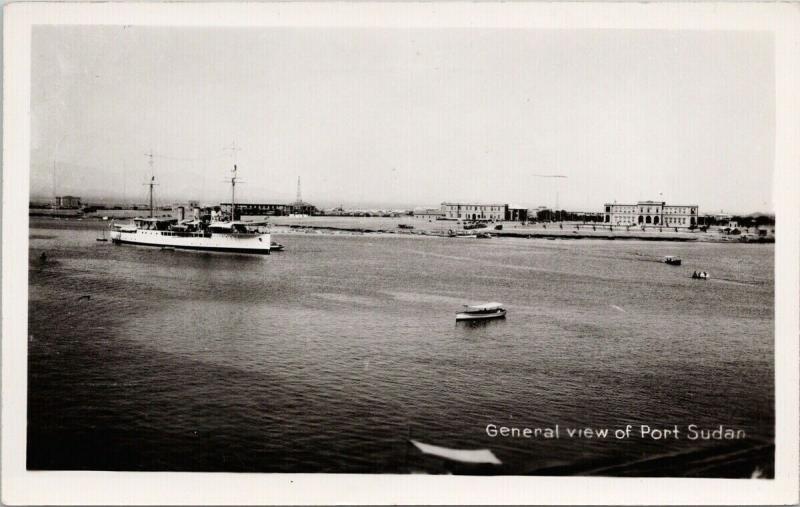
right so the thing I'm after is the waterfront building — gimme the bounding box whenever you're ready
[220,202,292,218]
[55,195,81,209]
[603,201,699,228]
[220,201,318,218]
[413,208,445,220]
[441,202,508,221]
[506,206,529,222]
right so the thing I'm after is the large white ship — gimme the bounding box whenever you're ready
[110,218,271,254]
[110,157,271,255]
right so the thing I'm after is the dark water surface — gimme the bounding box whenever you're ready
[27,219,774,476]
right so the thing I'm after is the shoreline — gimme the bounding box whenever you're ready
[28,215,774,243]
[271,220,772,243]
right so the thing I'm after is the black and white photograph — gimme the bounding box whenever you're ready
[3,2,799,505]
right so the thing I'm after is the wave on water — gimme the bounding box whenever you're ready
[312,293,386,306]
[384,291,472,306]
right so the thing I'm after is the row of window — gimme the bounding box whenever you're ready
[444,206,504,212]
[608,210,697,216]
[665,217,691,224]
[136,230,207,236]
[606,206,697,214]
[446,212,504,218]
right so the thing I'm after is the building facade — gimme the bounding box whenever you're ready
[506,206,528,222]
[441,203,508,221]
[55,195,81,209]
[414,208,445,220]
[220,203,291,218]
[603,201,699,228]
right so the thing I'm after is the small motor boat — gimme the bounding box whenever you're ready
[270,241,285,251]
[664,255,682,265]
[456,302,506,321]
[692,271,710,280]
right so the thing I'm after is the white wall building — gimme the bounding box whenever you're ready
[603,201,699,228]
[414,208,445,220]
[441,203,507,221]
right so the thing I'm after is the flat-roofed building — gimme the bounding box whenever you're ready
[506,206,528,222]
[413,208,445,220]
[441,203,508,221]
[220,202,292,218]
[55,195,81,209]
[603,201,699,228]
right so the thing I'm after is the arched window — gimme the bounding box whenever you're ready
[654,216,660,225]
[638,216,644,224]
[646,216,652,224]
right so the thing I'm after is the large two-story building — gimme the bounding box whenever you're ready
[603,201,699,228]
[441,203,508,221]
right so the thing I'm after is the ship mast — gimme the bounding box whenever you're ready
[144,150,158,218]
[230,163,238,221]
[224,142,241,221]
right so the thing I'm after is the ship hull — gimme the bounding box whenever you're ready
[110,230,271,254]
[455,309,506,321]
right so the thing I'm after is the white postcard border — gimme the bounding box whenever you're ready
[3,2,799,505]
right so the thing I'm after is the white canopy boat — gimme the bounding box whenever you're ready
[456,302,506,321]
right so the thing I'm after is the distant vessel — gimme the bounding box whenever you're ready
[447,229,477,238]
[692,271,710,280]
[664,255,682,265]
[463,222,487,230]
[456,302,506,321]
[110,156,271,255]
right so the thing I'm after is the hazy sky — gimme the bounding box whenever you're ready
[31,26,774,213]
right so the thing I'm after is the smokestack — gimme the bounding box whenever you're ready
[177,206,185,221]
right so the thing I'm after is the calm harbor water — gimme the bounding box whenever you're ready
[27,219,774,476]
